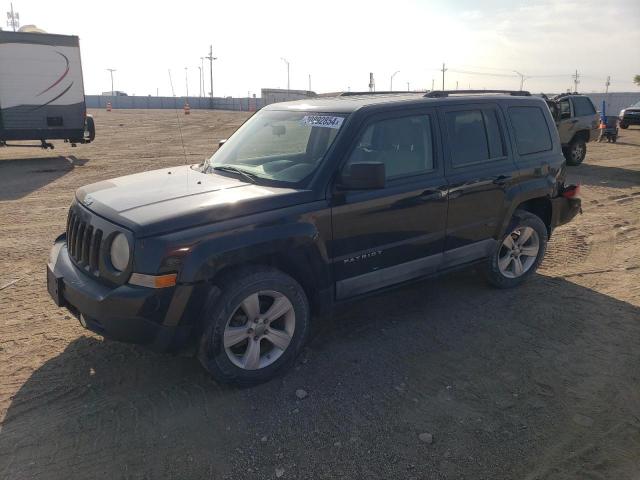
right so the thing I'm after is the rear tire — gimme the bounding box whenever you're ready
[564,137,586,166]
[84,115,96,142]
[485,210,548,289]
[619,123,628,129]
[197,266,310,386]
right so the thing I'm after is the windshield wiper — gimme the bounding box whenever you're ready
[211,165,258,184]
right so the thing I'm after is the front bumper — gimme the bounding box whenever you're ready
[550,196,582,228]
[47,236,192,351]
[620,115,640,126]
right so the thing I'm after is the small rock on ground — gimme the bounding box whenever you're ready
[419,432,434,444]
[295,389,308,400]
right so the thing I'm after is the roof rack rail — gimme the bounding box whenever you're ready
[551,92,580,100]
[424,89,531,98]
[339,91,420,97]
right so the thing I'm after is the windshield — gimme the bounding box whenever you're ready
[632,101,640,108]
[205,110,347,185]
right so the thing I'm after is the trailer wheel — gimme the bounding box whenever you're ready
[85,115,96,143]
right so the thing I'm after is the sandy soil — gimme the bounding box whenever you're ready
[0,109,639,479]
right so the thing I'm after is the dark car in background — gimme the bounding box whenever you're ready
[619,100,640,129]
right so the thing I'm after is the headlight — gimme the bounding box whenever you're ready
[109,233,130,271]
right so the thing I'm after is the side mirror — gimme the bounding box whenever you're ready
[218,139,227,147]
[339,162,385,190]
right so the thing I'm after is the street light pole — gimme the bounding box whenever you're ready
[184,67,189,99]
[106,68,116,96]
[513,70,527,91]
[281,58,290,91]
[390,70,400,91]
[205,45,217,108]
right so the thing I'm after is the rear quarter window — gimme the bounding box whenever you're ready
[508,106,553,156]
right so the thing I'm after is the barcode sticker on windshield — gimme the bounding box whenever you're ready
[301,115,344,129]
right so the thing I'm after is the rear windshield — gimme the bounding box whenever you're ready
[206,110,346,185]
[572,97,596,116]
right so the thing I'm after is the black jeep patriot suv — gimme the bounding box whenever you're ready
[47,90,581,385]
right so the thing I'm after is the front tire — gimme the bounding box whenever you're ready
[485,210,548,288]
[197,266,310,386]
[564,137,586,166]
[619,123,628,129]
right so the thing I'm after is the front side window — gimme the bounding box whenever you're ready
[445,109,505,167]
[508,106,553,155]
[207,110,346,184]
[345,114,435,179]
[572,97,596,116]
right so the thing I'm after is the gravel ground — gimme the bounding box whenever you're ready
[1,109,639,479]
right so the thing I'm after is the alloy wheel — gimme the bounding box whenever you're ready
[498,226,540,278]
[223,290,295,370]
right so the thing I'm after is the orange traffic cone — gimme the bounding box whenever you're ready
[106,101,112,112]
[184,103,190,115]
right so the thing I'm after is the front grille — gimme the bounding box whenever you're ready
[66,209,103,273]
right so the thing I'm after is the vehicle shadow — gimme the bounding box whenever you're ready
[0,156,88,201]
[1,271,639,479]
[567,162,640,188]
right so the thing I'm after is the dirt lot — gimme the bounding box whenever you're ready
[1,109,639,479]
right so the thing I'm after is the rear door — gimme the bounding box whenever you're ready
[330,108,448,299]
[439,103,518,265]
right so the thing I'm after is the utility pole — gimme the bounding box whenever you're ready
[407,82,410,92]
[6,3,19,31]
[605,75,611,94]
[431,78,434,91]
[205,45,217,108]
[281,58,290,91]
[455,80,459,90]
[198,66,202,97]
[106,69,116,96]
[440,63,447,90]
[572,69,580,93]
[369,73,375,92]
[308,74,311,92]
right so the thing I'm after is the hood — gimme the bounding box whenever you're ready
[76,165,312,237]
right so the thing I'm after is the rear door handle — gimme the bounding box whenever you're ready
[493,175,510,185]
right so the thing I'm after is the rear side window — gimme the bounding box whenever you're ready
[572,97,596,116]
[345,114,435,179]
[508,107,552,155]
[445,109,505,167]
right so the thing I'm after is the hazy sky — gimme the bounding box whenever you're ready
[8,0,640,97]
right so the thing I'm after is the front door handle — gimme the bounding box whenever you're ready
[493,175,510,185]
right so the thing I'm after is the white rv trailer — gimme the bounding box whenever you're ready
[0,30,94,148]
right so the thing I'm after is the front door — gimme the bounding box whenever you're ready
[439,103,519,265]
[330,109,448,299]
